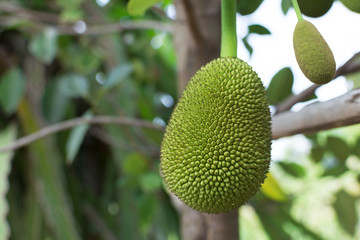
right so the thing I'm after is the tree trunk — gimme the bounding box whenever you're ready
[173,0,239,239]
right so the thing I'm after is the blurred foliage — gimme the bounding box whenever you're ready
[0,0,359,240]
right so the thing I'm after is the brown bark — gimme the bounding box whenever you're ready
[173,1,239,239]
[174,0,221,93]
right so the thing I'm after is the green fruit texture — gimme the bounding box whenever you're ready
[293,20,336,84]
[298,0,334,18]
[339,0,360,13]
[160,57,272,214]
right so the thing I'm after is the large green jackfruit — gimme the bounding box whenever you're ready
[293,20,336,84]
[160,57,271,214]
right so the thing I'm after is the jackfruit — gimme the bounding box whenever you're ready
[339,0,360,13]
[293,20,336,84]
[298,0,334,17]
[160,57,271,214]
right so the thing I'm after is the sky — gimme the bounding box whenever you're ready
[235,0,360,160]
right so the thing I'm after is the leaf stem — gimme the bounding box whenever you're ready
[221,0,237,57]
[291,0,303,21]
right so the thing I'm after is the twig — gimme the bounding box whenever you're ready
[0,116,165,153]
[0,2,173,34]
[276,52,360,113]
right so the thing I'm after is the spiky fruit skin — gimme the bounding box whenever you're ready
[339,0,360,13]
[160,57,271,214]
[298,0,334,18]
[293,20,336,84]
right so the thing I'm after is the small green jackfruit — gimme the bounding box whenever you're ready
[339,0,360,13]
[160,57,271,214]
[298,0,334,17]
[293,20,336,84]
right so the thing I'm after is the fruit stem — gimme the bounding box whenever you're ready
[221,0,237,57]
[291,0,303,21]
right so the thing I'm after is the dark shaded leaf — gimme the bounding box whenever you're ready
[278,162,306,178]
[267,67,294,105]
[0,68,25,115]
[255,203,292,240]
[333,190,358,236]
[326,136,350,162]
[237,0,263,15]
[310,146,325,163]
[137,193,158,230]
[322,165,348,177]
[352,137,360,157]
[242,37,253,56]
[42,79,70,124]
[248,24,271,35]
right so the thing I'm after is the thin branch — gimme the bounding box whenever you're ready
[272,88,360,139]
[0,2,173,34]
[0,116,165,153]
[2,90,360,153]
[276,52,360,113]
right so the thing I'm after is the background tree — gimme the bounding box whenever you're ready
[0,0,360,239]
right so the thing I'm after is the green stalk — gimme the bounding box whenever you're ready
[291,0,303,21]
[221,0,237,57]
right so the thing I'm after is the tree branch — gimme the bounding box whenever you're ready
[0,2,173,34]
[272,88,360,139]
[2,89,360,153]
[0,116,164,153]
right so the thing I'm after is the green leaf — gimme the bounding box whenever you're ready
[140,172,163,192]
[0,125,17,240]
[326,136,350,162]
[0,68,25,115]
[281,0,292,14]
[66,111,92,164]
[242,37,253,56]
[353,137,360,157]
[310,146,325,163]
[42,79,70,124]
[333,190,357,236]
[104,64,133,90]
[267,67,294,105]
[248,24,271,35]
[29,28,58,64]
[58,74,89,98]
[322,165,348,177]
[237,0,263,15]
[137,193,158,231]
[127,0,161,16]
[278,162,306,178]
[261,173,287,202]
[122,153,147,175]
